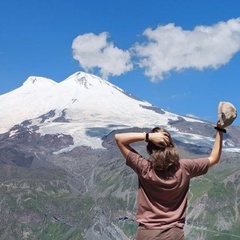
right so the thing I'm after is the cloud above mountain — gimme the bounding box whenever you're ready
[72,18,240,81]
[134,18,240,81]
[72,32,133,80]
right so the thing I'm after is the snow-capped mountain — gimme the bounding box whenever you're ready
[1,71,217,152]
[1,71,240,154]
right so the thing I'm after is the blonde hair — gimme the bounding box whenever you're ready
[147,127,180,172]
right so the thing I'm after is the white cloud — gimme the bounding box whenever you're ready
[133,18,240,81]
[72,32,133,80]
[71,19,240,82]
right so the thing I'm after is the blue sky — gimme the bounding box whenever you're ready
[1,0,240,125]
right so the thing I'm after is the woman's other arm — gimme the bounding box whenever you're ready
[208,130,224,167]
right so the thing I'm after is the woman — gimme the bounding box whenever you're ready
[115,126,224,240]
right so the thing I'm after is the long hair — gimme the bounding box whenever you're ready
[146,127,180,172]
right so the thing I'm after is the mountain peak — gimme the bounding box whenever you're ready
[64,71,110,89]
[23,76,57,88]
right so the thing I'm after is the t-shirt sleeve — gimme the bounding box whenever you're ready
[126,150,150,175]
[181,158,209,178]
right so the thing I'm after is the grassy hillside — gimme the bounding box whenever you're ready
[186,157,240,240]
[0,165,86,240]
[0,132,240,240]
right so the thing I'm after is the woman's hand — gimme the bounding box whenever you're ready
[148,132,169,147]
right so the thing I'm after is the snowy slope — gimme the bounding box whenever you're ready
[0,72,203,129]
[0,71,233,151]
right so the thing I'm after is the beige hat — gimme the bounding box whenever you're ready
[218,101,237,128]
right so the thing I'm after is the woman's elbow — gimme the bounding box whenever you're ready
[114,133,118,140]
[115,133,120,142]
[208,157,220,167]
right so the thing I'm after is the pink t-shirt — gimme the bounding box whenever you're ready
[126,150,209,229]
